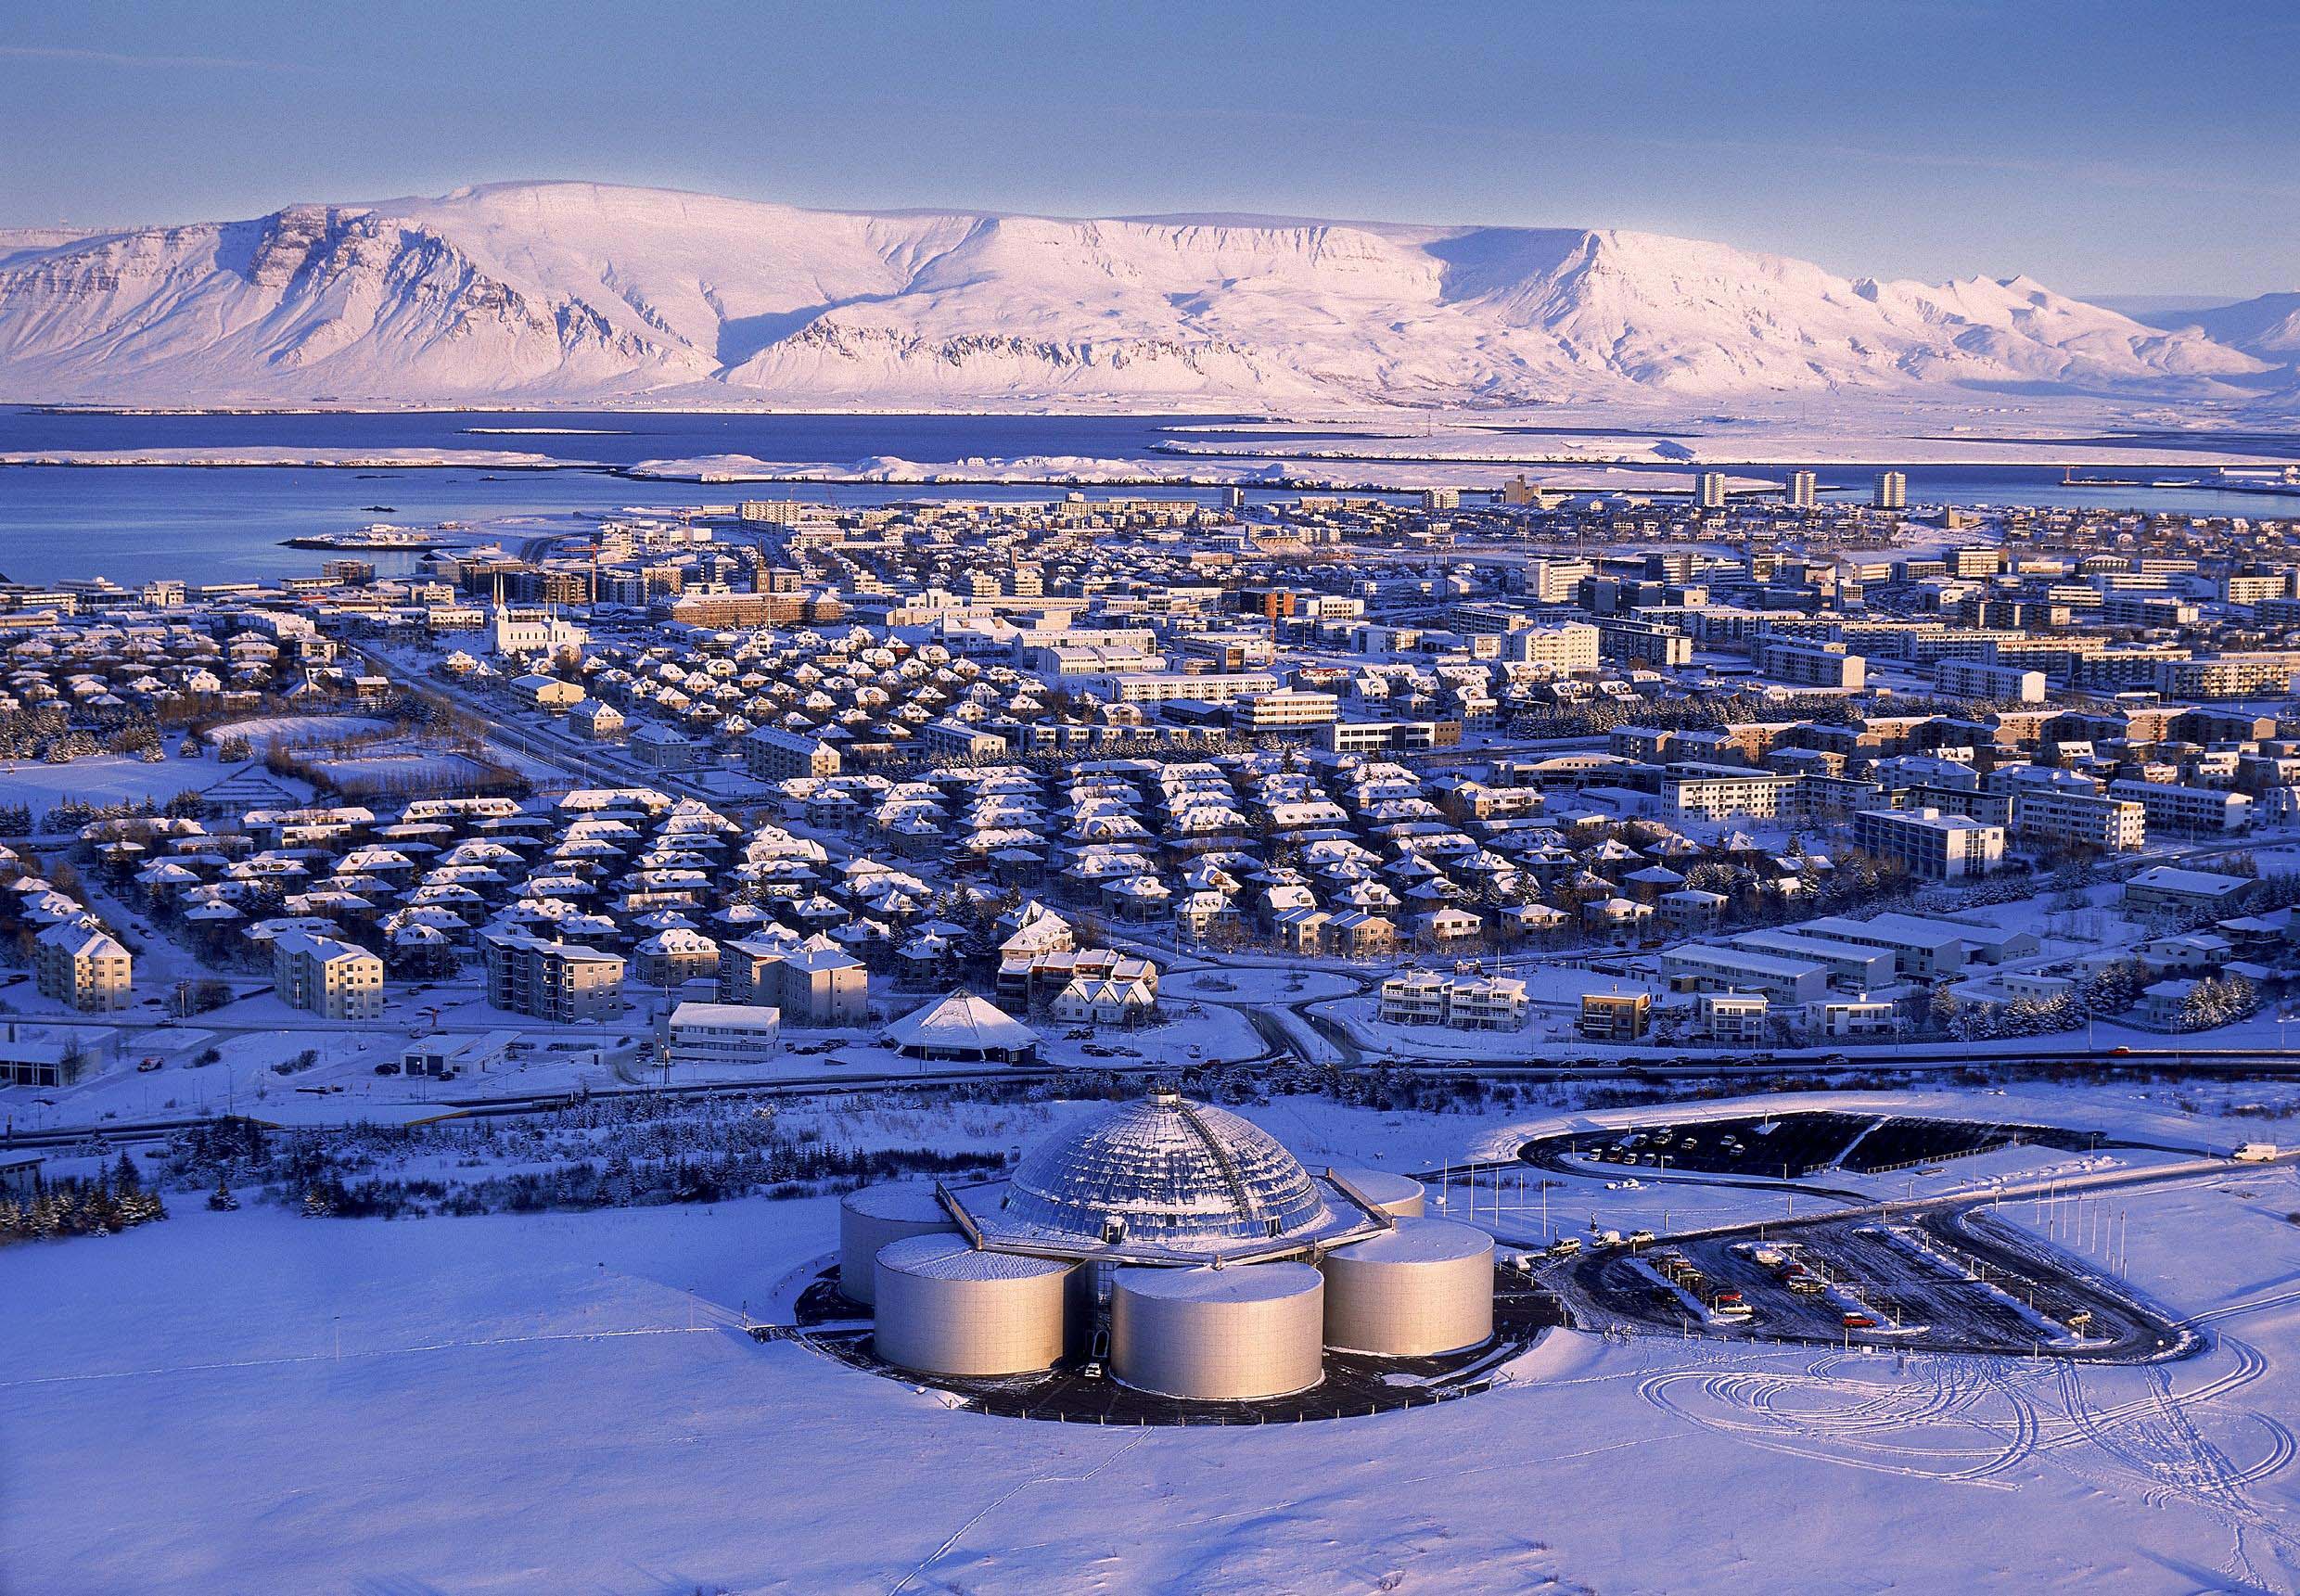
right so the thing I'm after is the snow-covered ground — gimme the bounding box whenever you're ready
[202,714,393,751]
[0,446,562,468]
[6,1096,2296,1593]
[0,753,221,823]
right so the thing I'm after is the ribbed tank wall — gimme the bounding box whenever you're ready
[838,1182,958,1304]
[872,1235,1074,1378]
[1109,1263,1325,1400]
[1320,1218,1494,1357]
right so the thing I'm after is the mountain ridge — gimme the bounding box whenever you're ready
[0,179,2281,409]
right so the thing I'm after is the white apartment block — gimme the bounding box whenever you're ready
[1377,973,1529,1031]
[665,1001,783,1065]
[2153,653,2300,700]
[1661,764,1799,823]
[2105,779,2254,836]
[1851,807,2005,880]
[744,725,842,780]
[1758,640,1866,690]
[1933,658,2045,703]
[1232,690,1340,731]
[2009,788,2146,851]
[1088,671,1279,705]
[1507,621,1601,672]
[272,931,385,1021]
[34,922,133,1013]
[482,930,625,1022]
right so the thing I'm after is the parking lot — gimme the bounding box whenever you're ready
[1555,1211,2178,1360]
[1550,1111,2094,1181]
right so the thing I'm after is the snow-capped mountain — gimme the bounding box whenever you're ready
[0,181,2274,409]
[2134,293,2300,361]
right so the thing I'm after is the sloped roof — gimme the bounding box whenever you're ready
[881,990,1039,1052]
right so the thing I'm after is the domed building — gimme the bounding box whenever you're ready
[843,1088,1495,1401]
[994,1089,1346,1249]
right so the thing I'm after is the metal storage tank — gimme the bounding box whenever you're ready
[1330,1168,1425,1219]
[1320,1217,1494,1358]
[838,1181,958,1305]
[1110,1262,1324,1400]
[873,1233,1076,1378]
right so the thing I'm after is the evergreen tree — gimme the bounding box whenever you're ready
[208,1174,239,1211]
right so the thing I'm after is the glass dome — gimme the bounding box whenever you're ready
[1001,1089,1332,1245]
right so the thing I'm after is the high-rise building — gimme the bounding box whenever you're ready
[1695,470,1728,510]
[1786,469,1820,509]
[1873,470,1908,510]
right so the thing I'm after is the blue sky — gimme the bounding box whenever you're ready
[3,0,2294,299]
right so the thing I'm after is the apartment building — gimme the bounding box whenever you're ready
[33,922,133,1013]
[718,939,868,1027]
[1088,670,1279,705]
[1697,990,1770,1044]
[2153,653,2300,701]
[2105,779,2255,836]
[1231,690,1340,732]
[1851,807,2005,880]
[665,1001,784,1065]
[1379,972,1530,1031]
[1507,620,1601,672]
[2009,787,2147,852]
[1660,763,1800,823]
[743,725,842,780]
[1661,945,1831,1004]
[1933,658,2046,703]
[1595,619,1693,669]
[1576,990,1651,1041]
[1758,640,1867,690]
[2122,865,2255,917]
[271,930,385,1021]
[1522,558,1594,603]
[2222,573,2294,606]
[481,930,626,1022]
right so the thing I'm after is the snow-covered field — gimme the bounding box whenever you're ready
[0,753,217,821]
[202,714,393,751]
[0,446,561,468]
[4,1086,2297,1593]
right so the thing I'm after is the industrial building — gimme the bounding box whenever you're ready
[837,1090,1489,1402]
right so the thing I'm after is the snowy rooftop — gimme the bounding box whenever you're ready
[879,990,1039,1052]
[955,1090,1383,1262]
[1112,1260,1323,1304]
[1327,1217,1491,1267]
[875,1233,1071,1282]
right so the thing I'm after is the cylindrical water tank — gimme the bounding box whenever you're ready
[872,1234,1075,1378]
[838,1181,958,1304]
[1330,1168,1425,1219]
[1110,1262,1324,1400]
[1320,1217,1494,1358]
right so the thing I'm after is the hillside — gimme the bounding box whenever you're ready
[0,181,2275,409]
